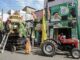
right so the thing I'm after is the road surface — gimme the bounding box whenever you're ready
[0,47,79,60]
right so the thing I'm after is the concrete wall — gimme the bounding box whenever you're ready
[27,8,36,13]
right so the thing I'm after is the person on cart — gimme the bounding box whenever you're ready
[19,21,32,54]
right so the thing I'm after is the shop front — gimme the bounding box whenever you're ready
[49,0,79,40]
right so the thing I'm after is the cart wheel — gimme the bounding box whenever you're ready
[71,48,80,59]
[41,40,56,57]
[11,46,16,52]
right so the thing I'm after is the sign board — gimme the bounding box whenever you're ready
[60,6,69,16]
[50,3,75,16]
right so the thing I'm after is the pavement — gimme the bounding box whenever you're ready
[0,47,80,60]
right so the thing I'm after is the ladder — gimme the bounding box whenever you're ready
[0,32,10,53]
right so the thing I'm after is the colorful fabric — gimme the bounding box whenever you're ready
[19,22,27,37]
[0,21,4,30]
[41,16,47,43]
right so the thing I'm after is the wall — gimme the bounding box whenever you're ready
[49,0,78,38]
[48,0,74,7]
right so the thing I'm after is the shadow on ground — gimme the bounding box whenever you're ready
[13,47,78,59]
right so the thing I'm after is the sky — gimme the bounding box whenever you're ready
[0,0,79,22]
[0,0,44,12]
[0,0,44,22]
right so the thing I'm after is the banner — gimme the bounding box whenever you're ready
[41,16,47,43]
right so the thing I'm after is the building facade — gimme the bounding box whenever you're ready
[47,0,79,40]
[23,6,36,13]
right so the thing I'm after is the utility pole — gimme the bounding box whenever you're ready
[45,0,48,21]
[75,0,80,39]
[2,9,3,20]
